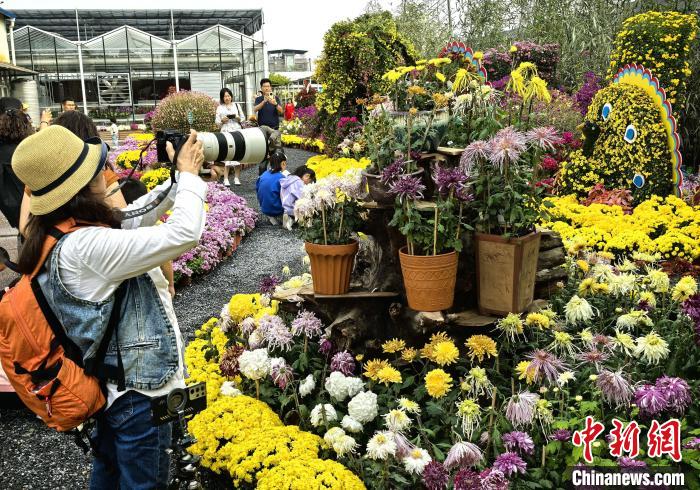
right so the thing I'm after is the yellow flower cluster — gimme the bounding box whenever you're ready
[541,194,700,260]
[558,84,673,199]
[140,167,170,191]
[184,318,230,402]
[130,132,155,142]
[257,458,366,490]
[227,293,279,324]
[608,11,697,111]
[305,155,370,181]
[281,134,325,152]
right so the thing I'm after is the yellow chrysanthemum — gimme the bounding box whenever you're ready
[525,312,551,330]
[363,359,391,381]
[515,361,535,384]
[401,348,419,362]
[672,276,697,302]
[382,338,406,354]
[432,340,460,366]
[465,335,498,363]
[576,260,590,273]
[376,366,402,385]
[425,369,453,398]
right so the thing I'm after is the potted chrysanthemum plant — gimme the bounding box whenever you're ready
[389,165,472,311]
[462,126,560,315]
[294,170,364,295]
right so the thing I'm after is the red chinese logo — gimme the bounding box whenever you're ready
[572,416,605,463]
[647,419,681,462]
[609,419,641,459]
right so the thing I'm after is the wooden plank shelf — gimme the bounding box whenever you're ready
[436,146,465,157]
[311,291,400,299]
[446,310,499,327]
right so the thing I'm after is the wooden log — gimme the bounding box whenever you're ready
[446,310,498,327]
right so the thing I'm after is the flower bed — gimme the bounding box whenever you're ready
[305,155,370,181]
[184,260,699,488]
[541,194,700,260]
[170,182,257,283]
[281,134,325,153]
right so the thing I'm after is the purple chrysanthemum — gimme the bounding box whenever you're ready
[655,376,691,415]
[444,441,483,470]
[525,349,567,384]
[526,126,562,151]
[550,429,572,442]
[433,165,468,197]
[577,349,610,370]
[633,384,669,418]
[479,468,510,490]
[380,158,407,185]
[460,140,490,173]
[219,345,244,377]
[453,468,482,490]
[290,310,324,339]
[493,452,527,476]
[422,461,449,490]
[259,275,281,296]
[270,357,294,390]
[388,175,426,202]
[618,457,647,469]
[319,337,333,356]
[596,370,634,408]
[330,350,355,375]
[505,391,539,428]
[684,437,700,449]
[502,431,535,456]
[682,293,700,344]
[258,315,294,352]
[488,127,527,170]
[239,317,257,335]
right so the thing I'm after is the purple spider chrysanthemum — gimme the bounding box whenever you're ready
[488,127,527,171]
[433,165,468,196]
[453,468,482,490]
[389,175,426,202]
[380,158,407,185]
[596,370,634,408]
[550,429,572,442]
[270,357,294,390]
[444,441,483,470]
[493,452,527,476]
[291,310,324,339]
[422,461,449,490]
[526,126,563,151]
[460,140,490,173]
[505,391,539,428]
[655,376,691,415]
[330,350,355,375]
[633,384,669,418]
[577,349,610,370]
[502,431,535,456]
[525,349,567,384]
[319,337,333,356]
[259,275,281,296]
[258,315,294,352]
[618,457,647,469]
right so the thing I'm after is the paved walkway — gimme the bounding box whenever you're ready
[0,147,314,489]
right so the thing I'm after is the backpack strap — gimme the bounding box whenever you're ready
[84,283,127,392]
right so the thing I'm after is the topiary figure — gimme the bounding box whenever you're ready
[558,64,682,201]
[150,90,218,135]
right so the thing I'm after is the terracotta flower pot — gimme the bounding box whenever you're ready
[362,167,424,205]
[305,241,359,295]
[399,247,458,312]
[474,231,541,315]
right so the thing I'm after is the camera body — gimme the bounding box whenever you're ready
[151,382,207,426]
[155,127,269,164]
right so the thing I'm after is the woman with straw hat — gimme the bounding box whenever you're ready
[12,125,206,489]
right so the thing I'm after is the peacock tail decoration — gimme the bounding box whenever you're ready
[439,41,488,81]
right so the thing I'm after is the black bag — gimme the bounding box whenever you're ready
[0,142,25,229]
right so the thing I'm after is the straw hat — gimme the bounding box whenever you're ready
[12,125,107,215]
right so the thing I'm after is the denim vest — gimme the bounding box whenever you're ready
[37,236,179,390]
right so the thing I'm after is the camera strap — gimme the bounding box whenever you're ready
[107,138,184,221]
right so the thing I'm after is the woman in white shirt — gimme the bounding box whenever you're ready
[215,88,242,186]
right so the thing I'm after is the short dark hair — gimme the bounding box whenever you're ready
[53,111,98,141]
[109,117,117,124]
[119,178,148,204]
[61,98,75,105]
[294,165,316,182]
[260,78,272,87]
[219,87,234,104]
[0,110,34,143]
[269,150,286,173]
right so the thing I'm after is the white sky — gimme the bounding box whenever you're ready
[3,0,396,59]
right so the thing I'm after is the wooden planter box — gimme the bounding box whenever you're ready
[475,231,541,315]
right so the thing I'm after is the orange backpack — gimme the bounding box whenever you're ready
[0,219,124,431]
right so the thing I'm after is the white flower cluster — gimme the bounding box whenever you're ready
[238,348,270,380]
[299,374,316,397]
[347,391,378,424]
[293,169,364,224]
[324,371,364,402]
[323,427,358,457]
[219,381,242,397]
[310,403,337,427]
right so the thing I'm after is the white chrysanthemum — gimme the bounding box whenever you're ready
[332,434,358,457]
[218,305,232,332]
[366,431,397,460]
[384,409,411,432]
[398,398,421,414]
[612,329,636,356]
[565,295,595,324]
[403,447,431,475]
[348,391,378,424]
[238,348,270,380]
[220,381,241,397]
[557,371,575,386]
[310,404,337,427]
[341,415,363,433]
[616,313,637,330]
[248,329,264,349]
[324,372,364,402]
[591,263,614,281]
[647,268,670,293]
[634,332,670,364]
[608,273,637,296]
[299,374,316,398]
[323,427,346,445]
[344,377,364,398]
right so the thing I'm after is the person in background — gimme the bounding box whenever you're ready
[0,97,34,230]
[280,164,316,231]
[253,79,283,131]
[215,88,242,186]
[18,111,128,235]
[284,99,295,121]
[256,150,286,226]
[20,103,32,125]
[109,118,119,149]
[61,97,77,112]
[120,177,177,299]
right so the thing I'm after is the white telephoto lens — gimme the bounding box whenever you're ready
[197,128,268,164]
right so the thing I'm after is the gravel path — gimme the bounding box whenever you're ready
[0,147,314,489]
